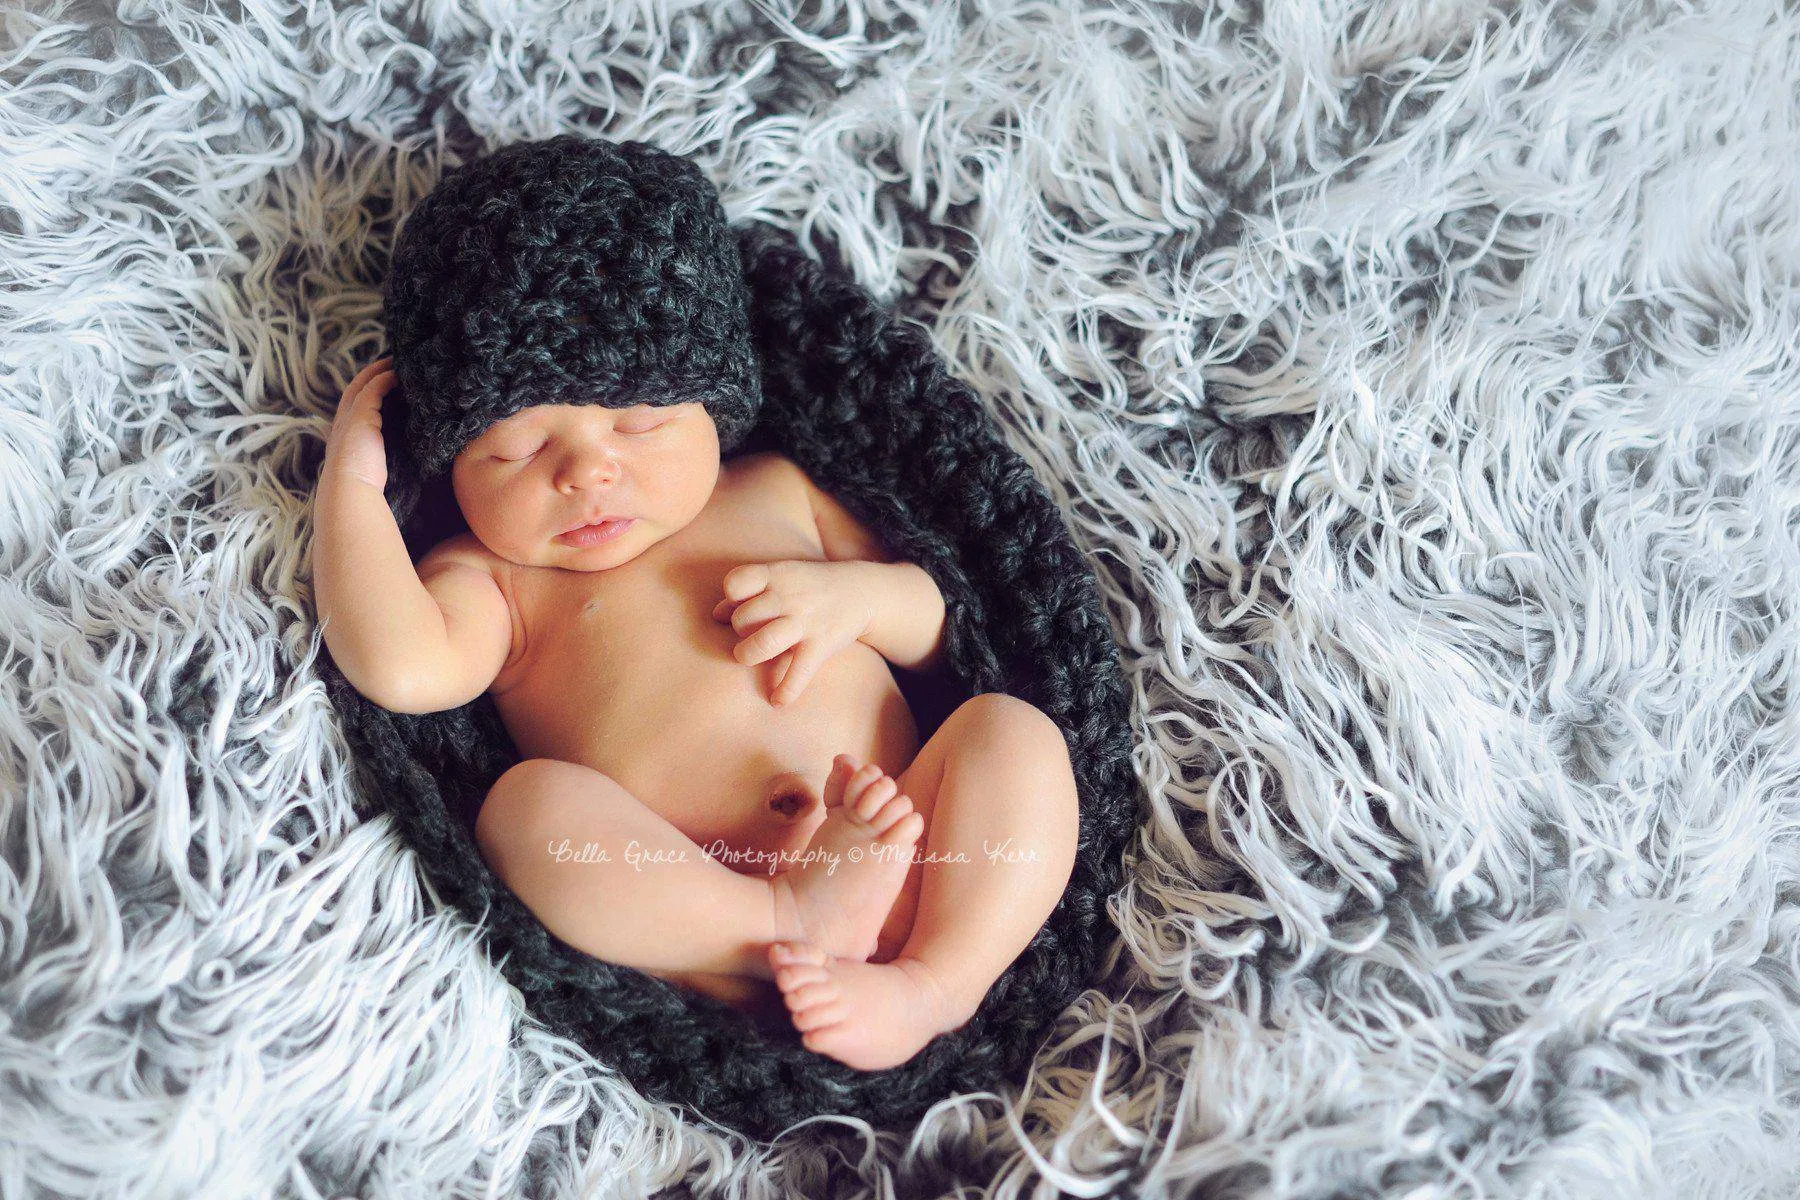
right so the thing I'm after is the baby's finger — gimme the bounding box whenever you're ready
[343,359,397,406]
[357,369,398,411]
[338,376,382,425]
[772,643,824,707]
[711,597,736,623]
[770,652,795,706]
[722,563,770,602]
[734,614,801,666]
[342,356,393,400]
[728,591,782,634]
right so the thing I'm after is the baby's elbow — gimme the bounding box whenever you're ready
[359,668,459,715]
[355,672,428,715]
[327,652,421,714]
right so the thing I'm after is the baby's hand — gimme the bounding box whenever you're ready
[712,560,876,706]
[323,356,396,492]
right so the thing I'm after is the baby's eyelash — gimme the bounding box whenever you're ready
[616,416,673,436]
[487,413,672,460]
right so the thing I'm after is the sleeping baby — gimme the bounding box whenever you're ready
[310,135,1079,1072]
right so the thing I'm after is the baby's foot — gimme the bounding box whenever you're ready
[771,755,924,962]
[769,941,969,1071]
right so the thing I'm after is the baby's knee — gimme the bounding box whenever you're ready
[476,759,554,877]
[948,692,1070,766]
[475,758,627,876]
[482,758,574,827]
[940,694,1080,832]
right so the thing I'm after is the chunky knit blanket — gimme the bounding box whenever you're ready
[6,0,1800,1195]
[324,215,1140,1138]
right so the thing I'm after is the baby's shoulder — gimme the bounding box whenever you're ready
[416,530,527,692]
[417,529,505,579]
[728,450,818,521]
[728,448,803,485]
[732,451,895,565]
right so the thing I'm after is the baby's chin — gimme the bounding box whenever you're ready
[464,514,679,570]
[495,531,659,571]
[538,543,648,570]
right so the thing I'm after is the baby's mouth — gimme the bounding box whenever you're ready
[557,517,635,547]
[558,509,625,535]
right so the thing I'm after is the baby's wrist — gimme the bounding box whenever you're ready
[846,560,945,673]
[838,560,890,641]
[318,461,388,495]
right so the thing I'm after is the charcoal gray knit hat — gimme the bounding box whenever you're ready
[381,134,763,483]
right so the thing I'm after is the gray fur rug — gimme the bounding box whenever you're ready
[4,0,1798,1195]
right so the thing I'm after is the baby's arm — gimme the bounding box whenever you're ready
[850,562,946,674]
[793,463,948,675]
[313,360,511,713]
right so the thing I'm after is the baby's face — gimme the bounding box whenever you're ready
[450,400,721,569]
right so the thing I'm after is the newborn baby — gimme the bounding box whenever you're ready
[310,134,1079,1072]
[315,359,1081,1071]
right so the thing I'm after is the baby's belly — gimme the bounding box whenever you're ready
[496,634,923,868]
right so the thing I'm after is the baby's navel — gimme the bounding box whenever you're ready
[768,791,807,818]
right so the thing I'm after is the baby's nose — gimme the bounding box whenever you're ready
[564,458,618,488]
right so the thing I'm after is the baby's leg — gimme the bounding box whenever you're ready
[475,760,781,978]
[475,759,916,981]
[770,693,1080,1070]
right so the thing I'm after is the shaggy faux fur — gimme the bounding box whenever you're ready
[327,213,1138,1138]
[5,0,1800,1195]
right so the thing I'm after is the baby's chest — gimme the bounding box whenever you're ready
[495,466,822,718]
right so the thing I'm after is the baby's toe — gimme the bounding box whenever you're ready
[866,794,916,835]
[781,980,838,1012]
[800,1026,859,1058]
[773,963,828,992]
[822,757,857,808]
[792,1001,848,1033]
[850,777,897,822]
[876,809,925,846]
[773,941,828,968]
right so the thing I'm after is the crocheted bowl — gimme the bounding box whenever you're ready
[320,221,1137,1139]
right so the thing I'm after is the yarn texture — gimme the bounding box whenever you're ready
[380,134,764,484]
[320,143,1137,1136]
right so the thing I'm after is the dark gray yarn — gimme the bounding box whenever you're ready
[380,134,763,484]
[320,170,1138,1136]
